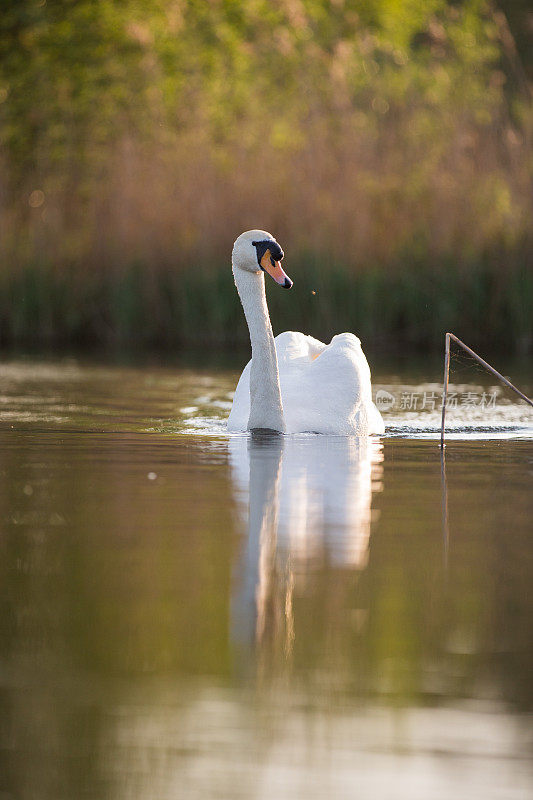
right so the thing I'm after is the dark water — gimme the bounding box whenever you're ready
[1,355,532,799]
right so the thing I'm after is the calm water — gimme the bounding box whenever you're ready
[1,354,532,800]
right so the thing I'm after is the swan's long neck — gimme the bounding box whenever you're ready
[233,266,285,433]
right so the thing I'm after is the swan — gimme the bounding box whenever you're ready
[227,229,384,435]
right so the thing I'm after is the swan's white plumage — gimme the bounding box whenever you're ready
[228,330,385,435]
[228,229,384,436]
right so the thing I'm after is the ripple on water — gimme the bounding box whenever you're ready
[0,359,531,440]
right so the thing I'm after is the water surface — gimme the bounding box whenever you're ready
[1,354,532,799]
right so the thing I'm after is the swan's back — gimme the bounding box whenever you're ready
[228,331,384,435]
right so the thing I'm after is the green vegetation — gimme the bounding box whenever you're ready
[0,1,531,350]
[2,251,531,351]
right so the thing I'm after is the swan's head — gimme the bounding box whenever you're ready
[232,230,292,289]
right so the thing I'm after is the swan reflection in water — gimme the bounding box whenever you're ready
[229,433,383,658]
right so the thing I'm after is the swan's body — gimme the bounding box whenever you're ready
[228,330,384,435]
[227,230,384,436]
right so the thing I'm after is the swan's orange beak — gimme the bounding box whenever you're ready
[260,249,293,289]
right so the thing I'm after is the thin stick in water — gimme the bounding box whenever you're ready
[440,332,533,446]
[440,333,451,448]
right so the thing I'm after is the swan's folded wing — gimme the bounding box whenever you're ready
[274,331,327,365]
[281,333,384,435]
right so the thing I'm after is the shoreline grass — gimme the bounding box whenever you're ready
[1,247,531,353]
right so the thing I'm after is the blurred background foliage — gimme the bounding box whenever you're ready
[0,0,531,350]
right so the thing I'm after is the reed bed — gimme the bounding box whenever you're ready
[1,247,530,352]
[0,1,531,351]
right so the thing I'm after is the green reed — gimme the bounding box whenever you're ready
[1,247,530,352]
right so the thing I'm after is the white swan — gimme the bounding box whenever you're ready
[227,230,384,435]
